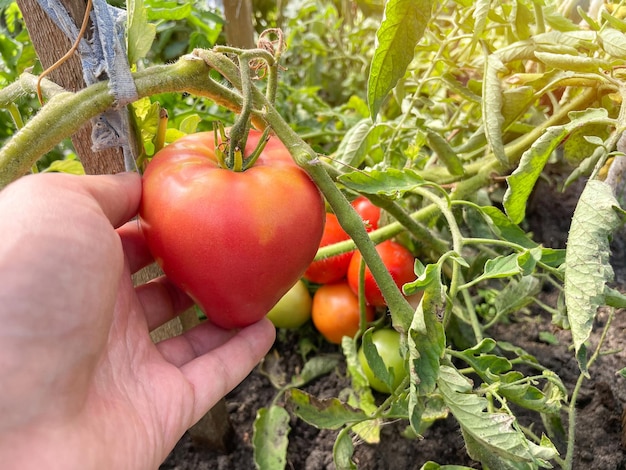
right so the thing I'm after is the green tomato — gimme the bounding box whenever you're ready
[266,279,312,329]
[358,329,406,394]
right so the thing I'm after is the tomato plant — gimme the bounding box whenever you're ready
[351,195,380,231]
[303,212,353,284]
[347,240,416,307]
[266,279,312,329]
[139,130,325,329]
[358,328,407,394]
[311,281,374,344]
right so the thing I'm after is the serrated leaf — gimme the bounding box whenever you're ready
[360,329,396,393]
[408,263,445,397]
[563,122,610,164]
[426,129,465,176]
[338,168,427,196]
[458,341,565,415]
[333,430,356,470]
[485,253,522,277]
[600,27,626,58]
[420,463,475,470]
[493,276,541,318]
[501,86,535,129]
[503,108,611,224]
[335,119,385,168]
[479,206,538,248]
[145,0,192,21]
[605,286,626,308]
[127,0,157,65]
[42,157,85,175]
[368,0,434,117]
[290,355,340,388]
[483,53,507,166]
[533,51,610,72]
[504,125,569,224]
[438,365,557,469]
[407,260,445,435]
[472,0,490,41]
[179,114,202,135]
[342,337,380,443]
[253,406,290,470]
[564,180,623,374]
[285,389,367,430]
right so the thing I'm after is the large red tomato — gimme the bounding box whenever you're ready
[347,240,416,307]
[139,130,325,329]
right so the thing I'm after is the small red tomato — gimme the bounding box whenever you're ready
[351,196,381,231]
[347,240,416,307]
[311,281,375,344]
[303,213,353,284]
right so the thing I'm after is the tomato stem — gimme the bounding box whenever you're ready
[243,127,271,170]
[258,29,285,105]
[154,107,168,153]
[232,146,244,172]
[213,124,228,169]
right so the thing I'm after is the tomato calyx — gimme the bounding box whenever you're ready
[213,123,272,172]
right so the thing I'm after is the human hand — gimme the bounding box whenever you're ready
[0,172,275,470]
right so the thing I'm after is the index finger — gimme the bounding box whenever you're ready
[80,172,143,228]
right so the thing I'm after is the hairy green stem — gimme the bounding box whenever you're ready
[266,116,416,331]
[563,309,615,470]
[0,57,244,188]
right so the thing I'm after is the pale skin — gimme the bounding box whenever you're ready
[0,172,276,469]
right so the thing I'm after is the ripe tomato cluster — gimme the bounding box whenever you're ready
[301,197,418,345]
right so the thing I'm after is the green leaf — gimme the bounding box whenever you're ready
[360,329,397,393]
[406,259,445,435]
[605,286,626,309]
[290,355,340,388]
[368,0,434,117]
[503,108,611,223]
[564,180,623,374]
[479,206,538,248]
[335,119,385,168]
[438,365,558,469]
[338,168,427,196]
[333,430,357,470]
[562,122,610,164]
[493,276,541,319]
[504,125,569,224]
[42,155,85,175]
[145,0,192,21]
[342,337,380,443]
[408,262,446,397]
[253,406,291,470]
[533,51,610,72]
[600,27,626,58]
[420,463,475,470]
[127,0,157,66]
[285,389,367,430]
[426,129,465,176]
[471,0,490,41]
[457,341,566,415]
[483,253,523,278]
[483,53,507,166]
[179,114,202,135]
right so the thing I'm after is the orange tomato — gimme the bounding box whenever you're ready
[311,282,375,344]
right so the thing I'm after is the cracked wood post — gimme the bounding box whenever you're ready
[17,0,233,452]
